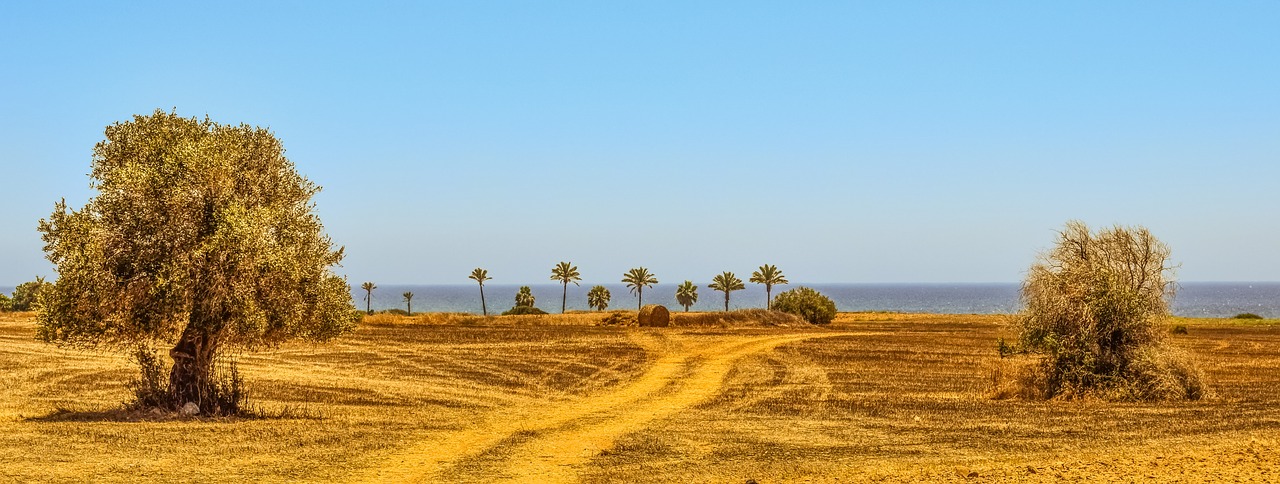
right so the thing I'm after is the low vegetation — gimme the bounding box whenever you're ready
[1234,313,1264,320]
[770,286,837,325]
[2,311,1276,482]
[1005,221,1204,401]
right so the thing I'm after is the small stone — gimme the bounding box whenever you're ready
[180,402,200,416]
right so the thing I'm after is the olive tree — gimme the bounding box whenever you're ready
[1010,221,1203,400]
[36,110,358,414]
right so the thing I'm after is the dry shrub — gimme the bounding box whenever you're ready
[1003,221,1205,401]
[672,309,804,327]
[600,311,637,326]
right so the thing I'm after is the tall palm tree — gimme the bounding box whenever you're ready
[622,267,658,310]
[587,285,611,311]
[550,261,582,313]
[708,272,744,311]
[403,291,414,315]
[360,281,377,314]
[750,264,789,310]
[468,268,492,316]
[675,280,698,312]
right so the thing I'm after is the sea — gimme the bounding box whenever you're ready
[5,282,1276,318]
[348,282,1280,319]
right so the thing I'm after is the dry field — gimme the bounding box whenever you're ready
[1,310,1277,483]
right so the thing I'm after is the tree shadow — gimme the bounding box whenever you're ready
[24,407,177,423]
[23,404,326,423]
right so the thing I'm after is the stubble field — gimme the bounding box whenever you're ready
[1,311,1276,483]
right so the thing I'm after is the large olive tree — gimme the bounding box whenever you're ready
[37,110,358,413]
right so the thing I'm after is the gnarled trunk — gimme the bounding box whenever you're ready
[168,322,220,411]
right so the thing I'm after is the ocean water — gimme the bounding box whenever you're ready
[349,282,1280,318]
[4,282,1275,318]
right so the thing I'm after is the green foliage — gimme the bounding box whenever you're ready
[514,286,535,308]
[1012,221,1204,401]
[36,110,357,413]
[0,293,11,312]
[550,262,581,313]
[675,281,698,311]
[502,305,548,316]
[749,264,788,309]
[622,267,658,310]
[469,268,492,316]
[771,286,837,325]
[1170,324,1189,334]
[11,277,52,311]
[587,285,611,311]
[1233,313,1263,320]
[707,272,745,311]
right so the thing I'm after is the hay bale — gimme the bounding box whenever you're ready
[638,304,670,327]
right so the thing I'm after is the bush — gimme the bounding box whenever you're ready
[0,293,10,312]
[380,308,410,316]
[11,277,52,311]
[770,287,837,325]
[1170,324,1188,334]
[1233,313,1263,320]
[126,346,248,415]
[126,346,170,410]
[1008,221,1204,401]
[502,306,548,316]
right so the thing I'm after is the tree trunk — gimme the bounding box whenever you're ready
[407,300,411,315]
[562,282,568,313]
[724,292,729,311]
[479,284,487,316]
[168,322,220,411]
[638,288,643,310]
[766,285,772,310]
[365,290,372,314]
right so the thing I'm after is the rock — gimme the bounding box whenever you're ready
[180,402,200,416]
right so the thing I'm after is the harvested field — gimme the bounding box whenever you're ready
[1,311,1276,482]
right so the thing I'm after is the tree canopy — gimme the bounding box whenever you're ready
[36,110,357,411]
[708,272,745,311]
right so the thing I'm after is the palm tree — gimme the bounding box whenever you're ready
[587,285,611,311]
[403,291,414,315]
[468,268,492,316]
[708,272,744,311]
[550,261,582,313]
[622,267,658,310]
[675,280,698,312]
[360,281,377,314]
[515,286,535,308]
[750,264,789,310]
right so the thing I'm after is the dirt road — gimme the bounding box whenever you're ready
[353,331,845,483]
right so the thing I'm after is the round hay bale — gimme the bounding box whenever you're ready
[638,304,670,327]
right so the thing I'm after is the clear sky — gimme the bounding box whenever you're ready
[1,2,1277,286]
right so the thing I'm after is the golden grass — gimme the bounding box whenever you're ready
[1,311,1277,482]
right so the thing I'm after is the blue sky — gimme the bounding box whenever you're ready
[1,2,1277,286]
